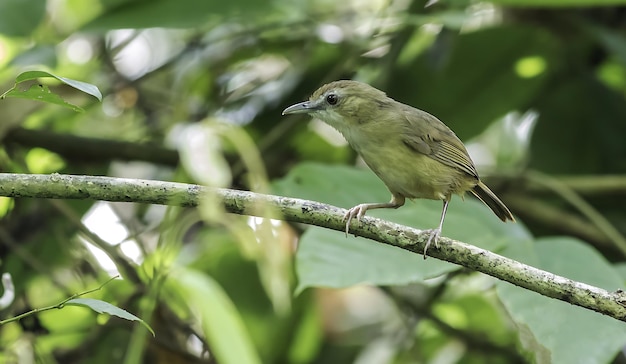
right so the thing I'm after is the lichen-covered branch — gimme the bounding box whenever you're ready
[1,173,625,322]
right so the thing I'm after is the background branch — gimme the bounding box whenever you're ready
[504,195,618,253]
[0,173,625,322]
[4,127,179,166]
[487,173,626,197]
[521,174,626,197]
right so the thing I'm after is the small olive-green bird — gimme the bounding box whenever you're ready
[282,80,514,256]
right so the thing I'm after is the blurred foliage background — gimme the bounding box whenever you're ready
[1,0,626,363]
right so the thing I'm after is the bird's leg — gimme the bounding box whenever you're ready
[343,195,405,236]
[422,199,449,259]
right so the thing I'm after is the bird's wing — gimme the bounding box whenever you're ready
[400,107,479,179]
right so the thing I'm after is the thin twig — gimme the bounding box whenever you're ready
[0,275,119,325]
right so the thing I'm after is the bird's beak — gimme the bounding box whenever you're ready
[282,101,318,115]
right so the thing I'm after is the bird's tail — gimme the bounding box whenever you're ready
[470,181,515,222]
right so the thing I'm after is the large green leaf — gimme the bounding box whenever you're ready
[491,0,626,5]
[613,263,626,284]
[9,45,57,68]
[389,25,557,140]
[273,163,528,291]
[530,76,626,173]
[497,237,626,364]
[83,0,267,30]
[0,0,46,37]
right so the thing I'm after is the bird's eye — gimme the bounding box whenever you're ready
[326,93,338,105]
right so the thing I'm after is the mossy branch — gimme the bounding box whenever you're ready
[1,173,625,322]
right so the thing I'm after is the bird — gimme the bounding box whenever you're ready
[282,80,514,258]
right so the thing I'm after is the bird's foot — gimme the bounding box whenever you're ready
[343,204,369,236]
[421,228,441,259]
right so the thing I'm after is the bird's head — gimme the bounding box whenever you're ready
[282,80,389,130]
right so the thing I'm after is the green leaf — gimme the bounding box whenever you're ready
[295,227,457,292]
[613,263,626,284]
[497,238,626,364]
[490,0,626,6]
[0,71,102,112]
[273,163,529,291]
[166,268,261,364]
[66,298,155,336]
[2,84,84,112]
[14,71,103,101]
[0,0,46,37]
[9,45,57,68]
[82,0,268,31]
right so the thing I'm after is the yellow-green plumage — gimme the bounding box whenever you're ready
[282,80,514,257]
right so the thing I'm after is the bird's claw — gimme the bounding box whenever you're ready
[422,228,441,259]
[343,204,368,237]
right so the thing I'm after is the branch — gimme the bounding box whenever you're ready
[4,127,179,166]
[488,173,626,198]
[523,174,626,197]
[0,173,625,322]
[504,194,616,251]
